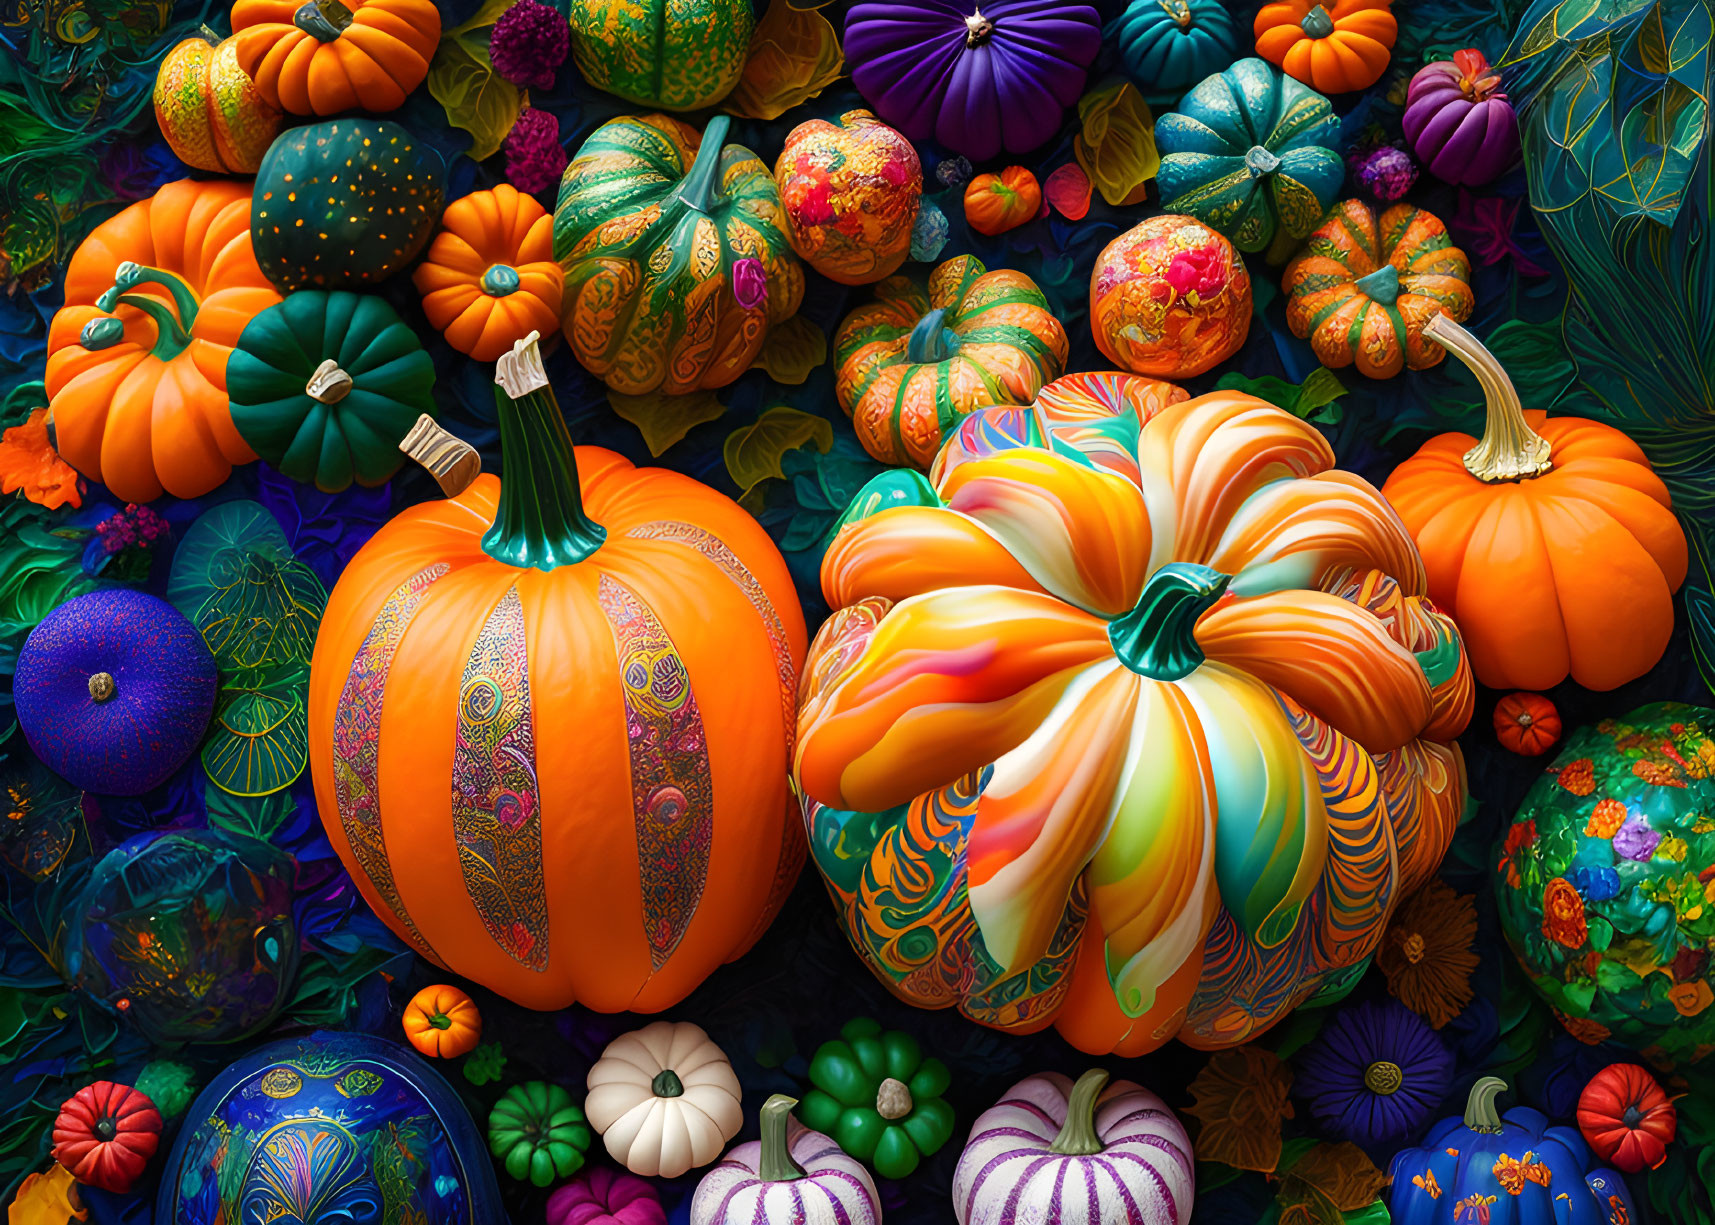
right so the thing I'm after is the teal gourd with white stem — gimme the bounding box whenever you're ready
[1110,0,1242,104]
[691,1095,880,1225]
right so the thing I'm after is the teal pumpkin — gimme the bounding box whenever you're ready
[1388,1078,1634,1225]
[1154,57,1344,253]
[1110,0,1242,104]
[1493,702,1715,1065]
[228,291,437,492]
[252,119,444,293]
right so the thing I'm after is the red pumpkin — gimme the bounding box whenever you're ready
[1577,1064,1675,1173]
[1493,692,1560,757]
[51,1082,162,1193]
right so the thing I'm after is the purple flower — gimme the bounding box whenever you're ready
[505,107,568,195]
[732,258,768,310]
[1354,146,1418,202]
[1613,816,1662,861]
[935,155,974,189]
[1295,999,1453,1145]
[489,0,569,90]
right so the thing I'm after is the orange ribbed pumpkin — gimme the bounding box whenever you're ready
[1254,0,1396,94]
[414,186,565,362]
[231,0,440,116]
[308,336,807,1012]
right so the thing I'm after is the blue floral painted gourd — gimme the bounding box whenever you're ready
[1110,0,1241,104]
[1154,57,1344,253]
[158,1031,503,1225]
[1389,1077,1635,1225]
[13,589,218,795]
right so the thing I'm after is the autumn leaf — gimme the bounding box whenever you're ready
[426,27,521,162]
[1044,163,1093,220]
[609,389,726,456]
[723,406,833,495]
[752,315,828,385]
[1184,1046,1294,1173]
[1074,78,1159,208]
[724,0,844,121]
[1278,1142,1390,1218]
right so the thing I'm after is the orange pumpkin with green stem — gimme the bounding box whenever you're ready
[1382,314,1687,692]
[964,167,1042,236]
[414,186,564,363]
[231,0,440,116]
[308,334,807,1012]
[403,983,483,1057]
[44,179,281,504]
[1254,0,1396,94]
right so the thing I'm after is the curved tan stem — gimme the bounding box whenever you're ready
[1423,313,1553,483]
[399,414,481,497]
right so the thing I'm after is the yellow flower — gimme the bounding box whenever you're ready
[8,1165,86,1224]
[1658,835,1689,862]
[1074,79,1159,208]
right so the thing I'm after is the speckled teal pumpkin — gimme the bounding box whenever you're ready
[1493,702,1715,1066]
[1154,57,1343,253]
[252,119,444,293]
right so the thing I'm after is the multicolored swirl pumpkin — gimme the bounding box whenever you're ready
[795,371,1473,1055]
[833,255,1069,470]
[554,114,805,396]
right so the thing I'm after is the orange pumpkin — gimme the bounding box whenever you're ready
[1382,315,1688,692]
[402,983,483,1057]
[44,179,281,503]
[308,335,807,1012]
[1493,692,1560,757]
[414,186,565,363]
[1254,0,1396,94]
[964,167,1042,236]
[153,30,283,174]
[231,0,440,117]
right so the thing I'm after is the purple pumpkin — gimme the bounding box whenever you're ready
[1402,48,1520,187]
[14,589,217,795]
[548,1168,665,1225]
[845,0,1101,163]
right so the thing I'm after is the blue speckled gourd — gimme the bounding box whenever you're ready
[158,1031,503,1225]
[252,119,444,293]
[1110,0,1242,104]
[13,589,217,795]
[1154,57,1344,253]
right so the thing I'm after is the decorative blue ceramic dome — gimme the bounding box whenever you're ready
[158,1031,503,1225]
[13,588,217,795]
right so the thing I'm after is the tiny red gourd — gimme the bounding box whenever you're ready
[1577,1064,1676,1174]
[1493,692,1560,757]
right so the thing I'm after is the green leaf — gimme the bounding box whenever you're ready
[205,786,293,840]
[1216,367,1347,423]
[1195,1161,1244,1193]
[201,666,310,797]
[448,0,515,36]
[752,315,828,385]
[723,406,834,496]
[1344,1202,1391,1225]
[608,389,727,457]
[426,31,522,163]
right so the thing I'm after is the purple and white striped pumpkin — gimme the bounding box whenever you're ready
[692,1094,881,1225]
[953,1070,1194,1225]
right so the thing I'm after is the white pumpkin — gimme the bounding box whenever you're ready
[692,1094,882,1225]
[585,1020,744,1178]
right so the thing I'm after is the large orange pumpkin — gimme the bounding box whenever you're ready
[230,0,440,116]
[1383,315,1687,691]
[308,335,807,1012]
[44,179,281,503]
[414,185,565,363]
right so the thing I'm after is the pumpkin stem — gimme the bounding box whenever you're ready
[306,358,354,404]
[1049,1069,1109,1156]
[195,22,221,43]
[678,115,733,215]
[1244,145,1282,178]
[400,414,483,498]
[965,7,995,44]
[482,264,521,297]
[293,0,353,40]
[485,332,608,570]
[428,1011,452,1030]
[1463,1076,1508,1134]
[1158,0,1193,28]
[652,1069,685,1098]
[92,262,198,361]
[1424,313,1553,483]
[1300,4,1336,36]
[88,672,116,703]
[1108,563,1230,680]
[875,1077,913,1120]
[758,1094,807,1182]
[906,307,957,364]
[1353,263,1400,305]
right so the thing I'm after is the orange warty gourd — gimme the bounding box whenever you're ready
[1254,0,1396,94]
[308,335,808,1012]
[153,29,284,174]
[964,167,1042,237]
[1492,692,1560,757]
[231,0,440,117]
[1382,315,1688,692]
[44,179,282,503]
[414,186,565,363]
[402,983,483,1057]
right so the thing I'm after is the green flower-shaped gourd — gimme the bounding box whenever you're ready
[799,1017,954,1179]
[227,291,438,493]
[487,1081,592,1186]
[1154,57,1344,254]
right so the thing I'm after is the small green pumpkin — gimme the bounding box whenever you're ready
[227,290,437,492]
[487,1082,592,1187]
[252,119,444,293]
[1153,57,1344,253]
[568,0,753,111]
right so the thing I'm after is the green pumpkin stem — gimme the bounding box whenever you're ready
[1049,1069,1110,1156]
[1353,263,1400,305]
[758,1094,807,1183]
[485,332,607,570]
[293,0,353,40]
[428,1011,452,1030]
[678,115,733,214]
[1424,313,1553,483]
[906,307,957,364]
[652,1069,685,1098]
[1463,1076,1508,1134]
[91,262,199,360]
[1300,4,1336,36]
[483,264,522,297]
[1109,563,1231,680]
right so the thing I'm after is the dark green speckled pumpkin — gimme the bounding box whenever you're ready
[251,119,444,293]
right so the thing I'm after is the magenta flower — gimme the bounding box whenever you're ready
[505,107,568,196]
[490,0,569,91]
[732,258,768,310]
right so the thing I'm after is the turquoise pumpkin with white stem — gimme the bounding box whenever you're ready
[1110,0,1242,104]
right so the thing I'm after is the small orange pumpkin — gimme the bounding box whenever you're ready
[1493,692,1560,757]
[414,186,565,363]
[231,0,441,117]
[1254,0,1396,94]
[402,983,483,1057]
[153,29,283,174]
[964,167,1042,237]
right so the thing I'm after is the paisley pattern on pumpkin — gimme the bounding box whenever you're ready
[795,377,1472,1054]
